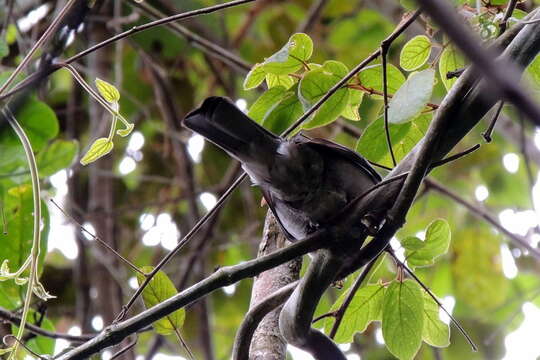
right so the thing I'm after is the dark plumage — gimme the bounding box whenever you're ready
[183,96,381,241]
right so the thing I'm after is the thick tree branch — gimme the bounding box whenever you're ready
[233,280,297,359]
[56,229,328,360]
[245,213,301,360]
[415,0,540,126]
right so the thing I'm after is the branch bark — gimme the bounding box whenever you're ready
[246,212,301,360]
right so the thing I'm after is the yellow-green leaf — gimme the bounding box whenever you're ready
[95,78,120,103]
[323,284,385,343]
[382,280,424,360]
[438,46,465,91]
[243,64,266,90]
[388,69,435,124]
[117,122,134,137]
[422,291,450,348]
[266,73,295,89]
[262,33,313,75]
[400,35,432,71]
[80,138,113,165]
[405,219,451,268]
[136,266,185,335]
[358,64,406,98]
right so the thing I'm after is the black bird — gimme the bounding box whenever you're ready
[183,97,381,241]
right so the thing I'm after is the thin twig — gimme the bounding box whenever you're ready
[0,0,77,96]
[386,251,477,351]
[66,0,255,67]
[126,0,251,73]
[49,199,145,275]
[296,0,330,33]
[482,101,504,142]
[425,179,540,259]
[56,227,329,360]
[328,258,378,339]
[381,38,397,166]
[430,144,481,168]
[116,173,247,321]
[283,9,422,137]
[500,0,519,34]
[0,0,255,103]
[110,336,138,360]
[0,307,95,342]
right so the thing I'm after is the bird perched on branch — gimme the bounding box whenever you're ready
[183,97,381,241]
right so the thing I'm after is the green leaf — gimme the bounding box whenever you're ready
[356,113,430,168]
[298,61,350,129]
[405,219,451,268]
[263,88,303,134]
[0,38,8,59]
[400,35,432,71]
[80,138,113,166]
[323,284,385,343]
[0,185,49,308]
[95,78,120,103]
[262,33,313,75]
[248,86,288,124]
[438,46,465,91]
[401,236,425,251]
[266,73,295,89]
[136,266,186,335]
[341,90,363,121]
[358,64,406,98]
[117,122,134,137]
[422,291,450,348]
[1,100,59,152]
[243,64,266,90]
[382,280,424,360]
[37,140,79,177]
[388,69,435,124]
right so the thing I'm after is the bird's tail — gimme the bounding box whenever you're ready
[183,97,280,164]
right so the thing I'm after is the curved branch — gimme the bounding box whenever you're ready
[232,282,298,360]
[56,229,328,360]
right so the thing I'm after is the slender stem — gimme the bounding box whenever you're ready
[482,101,504,142]
[116,173,248,320]
[500,0,519,34]
[62,64,122,123]
[3,108,42,360]
[0,0,255,102]
[0,0,77,96]
[329,258,378,339]
[109,336,137,360]
[0,306,94,342]
[174,329,195,360]
[49,199,144,275]
[65,0,256,66]
[425,179,540,259]
[381,42,397,166]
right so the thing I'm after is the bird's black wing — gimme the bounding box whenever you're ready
[260,188,298,241]
[305,137,382,183]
